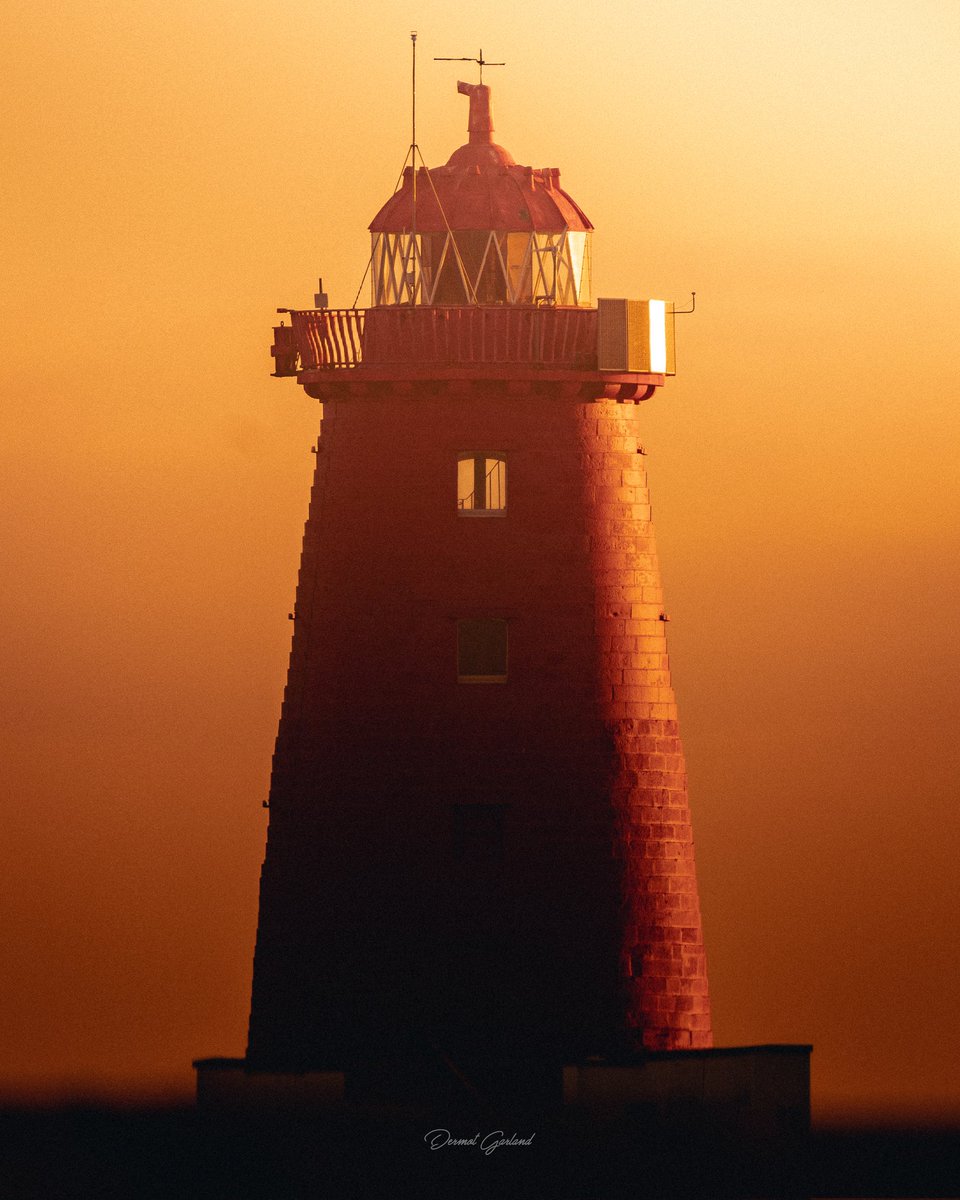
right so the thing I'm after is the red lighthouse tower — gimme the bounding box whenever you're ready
[195,81,813,1195]
[242,80,711,1093]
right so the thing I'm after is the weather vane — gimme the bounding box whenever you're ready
[434,48,505,84]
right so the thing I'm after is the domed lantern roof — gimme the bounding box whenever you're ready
[368,83,594,307]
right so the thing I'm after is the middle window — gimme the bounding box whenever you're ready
[457,618,508,683]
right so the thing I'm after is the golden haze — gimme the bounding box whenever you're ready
[2,0,959,1120]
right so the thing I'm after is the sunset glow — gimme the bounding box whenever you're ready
[2,0,959,1125]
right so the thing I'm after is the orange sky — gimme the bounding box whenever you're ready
[3,1,959,1122]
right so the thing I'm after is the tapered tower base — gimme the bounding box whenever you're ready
[244,391,710,1076]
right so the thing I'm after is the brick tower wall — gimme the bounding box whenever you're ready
[245,385,711,1073]
[579,404,712,1049]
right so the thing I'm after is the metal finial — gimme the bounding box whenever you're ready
[434,47,505,84]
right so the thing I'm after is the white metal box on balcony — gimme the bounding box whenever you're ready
[597,298,676,375]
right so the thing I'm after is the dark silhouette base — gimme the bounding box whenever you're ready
[194,1045,812,1198]
[4,1102,958,1199]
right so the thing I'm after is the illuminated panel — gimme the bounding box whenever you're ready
[597,298,677,374]
[648,300,666,374]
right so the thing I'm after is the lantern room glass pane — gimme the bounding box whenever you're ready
[567,231,590,305]
[371,234,389,305]
[578,234,592,305]
[401,234,420,303]
[371,233,422,304]
[532,234,558,303]
[473,233,507,304]
[371,229,592,307]
[435,245,467,304]
[505,233,532,303]
[419,232,449,304]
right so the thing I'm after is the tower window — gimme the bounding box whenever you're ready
[452,804,508,864]
[457,454,506,513]
[457,619,508,683]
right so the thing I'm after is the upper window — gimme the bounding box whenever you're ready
[457,619,508,683]
[457,454,506,514]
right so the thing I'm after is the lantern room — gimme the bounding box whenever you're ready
[368,81,593,307]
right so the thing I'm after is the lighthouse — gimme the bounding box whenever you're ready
[241,78,711,1096]
[194,73,813,1199]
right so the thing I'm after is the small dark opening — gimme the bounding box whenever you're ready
[452,804,508,864]
[457,618,508,681]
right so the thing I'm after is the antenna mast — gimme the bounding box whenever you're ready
[410,30,418,305]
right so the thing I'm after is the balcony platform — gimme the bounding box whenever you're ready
[271,304,672,402]
[296,364,665,402]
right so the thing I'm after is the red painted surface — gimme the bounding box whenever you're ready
[246,385,710,1071]
[279,306,598,372]
[273,307,663,400]
[247,80,710,1079]
[580,403,711,1049]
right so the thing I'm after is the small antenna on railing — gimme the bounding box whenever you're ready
[411,31,417,152]
[674,291,697,314]
[433,48,505,84]
[410,31,418,306]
